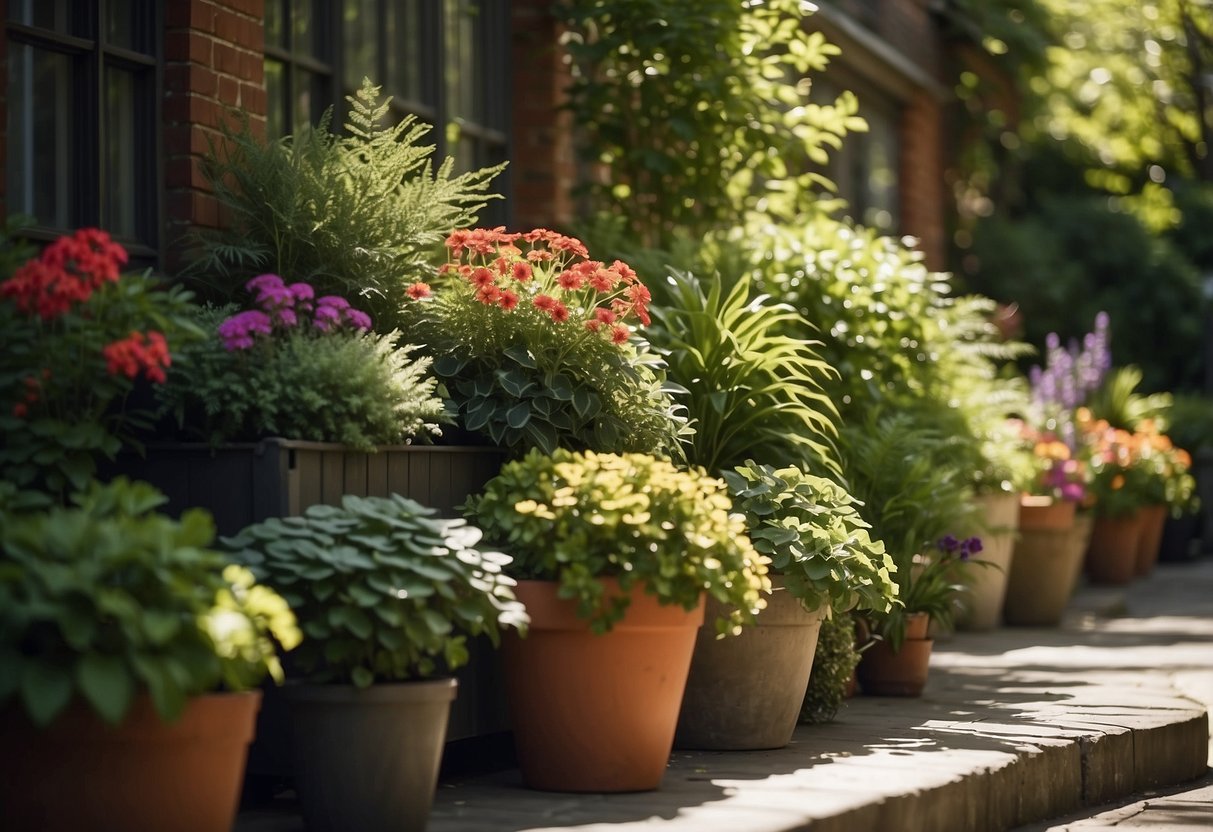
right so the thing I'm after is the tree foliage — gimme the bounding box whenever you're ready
[558,0,865,246]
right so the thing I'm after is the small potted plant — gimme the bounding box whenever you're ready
[0,477,299,832]
[403,227,687,457]
[223,493,527,832]
[1077,409,1153,585]
[675,460,899,750]
[840,411,981,696]
[466,448,770,792]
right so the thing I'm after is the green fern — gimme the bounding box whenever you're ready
[188,79,505,330]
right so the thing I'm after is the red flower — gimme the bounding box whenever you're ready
[406,282,431,300]
[610,324,630,344]
[469,267,495,288]
[512,262,534,282]
[526,249,554,263]
[475,285,502,305]
[498,290,519,311]
[101,330,171,384]
[12,402,27,418]
[556,270,584,291]
[593,308,617,325]
[588,268,616,293]
[533,294,557,311]
[548,302,570,323]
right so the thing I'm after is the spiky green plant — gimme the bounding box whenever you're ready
[647,269,840,476]
[188,79,505,329]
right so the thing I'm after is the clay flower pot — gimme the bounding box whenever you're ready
[1004,511,1094,626]
[1087,510,1147,585]
[1018,495,1077,532]
[675,581,824,750]
[285,679,457,832]
[1134,504,1168,576]
[0,691,260,832]
[857,612,933,697]
[958,491,1021,631]
[502,579,703,792]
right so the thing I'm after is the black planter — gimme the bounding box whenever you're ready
[1158,513,1200,562]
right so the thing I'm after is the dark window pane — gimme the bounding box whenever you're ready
[343,0,378,92]
[295,68,328,132]
[7,0,75,34]
[103,67,138,237]
[293,0,322,58]
[7,44,73,229]
[265,0,286,48]
[444,0,482,123]
[265,58,287,138]
[105,0,134,50]
[386,0,422,103]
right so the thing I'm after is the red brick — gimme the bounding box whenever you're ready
[217,74,239,108]
[212,42,243,75]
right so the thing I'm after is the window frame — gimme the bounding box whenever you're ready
[5,1,162,263]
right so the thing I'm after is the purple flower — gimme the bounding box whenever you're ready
[274,307,298,327]
[343,308,372,331]
[288,282,315,312]
[313,304,341,332]
[938,535,959,554]
[218,310,273,351]
[317,295,351,311]
[961,536,983,559]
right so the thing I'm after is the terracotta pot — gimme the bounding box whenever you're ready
[675,581,823,750]
[1003,512,1094,626]
[1087,510,1147,585]
[0,691,260,832]
[286,679,456,832]
[958,491,1020,631]
[856,613,933,697]
[502,579,703,792]
[1134,504,1168,576]
[1018,495,1077,531]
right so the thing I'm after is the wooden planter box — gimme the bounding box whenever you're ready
[103,439,511,755]
[107,439,506,536]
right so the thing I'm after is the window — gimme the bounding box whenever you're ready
[5,0,160,258]
[264,0,510,221]
[814,77,901,232]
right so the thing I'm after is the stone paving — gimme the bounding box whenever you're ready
[236,558,1213,832]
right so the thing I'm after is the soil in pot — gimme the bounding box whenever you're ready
[286,678,457,832]
[0,691,260,832]
[675,582,823,750]
[502,579,703,793]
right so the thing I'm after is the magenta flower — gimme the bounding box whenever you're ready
[218,309,273,350]
[344,308,372,331]
[313,304,341,332]
[317,295,350,310]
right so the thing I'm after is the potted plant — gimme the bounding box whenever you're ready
[0,477,299,832]
[674,460,898,750]
[223,493,527,832]
[1002,419,1094,626]
[0,226,199,501]
[466,448,770,792]
[1077,409,1154,584]
[840,411,981,696]
[800,611,864,724]
[402,227,687,457]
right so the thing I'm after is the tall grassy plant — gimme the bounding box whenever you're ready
[189,80,504,328]
[647,269,839,475]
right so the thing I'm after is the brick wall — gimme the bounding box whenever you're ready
[509,0,576,232]
[163,0,266,269]
[900,91,947,269]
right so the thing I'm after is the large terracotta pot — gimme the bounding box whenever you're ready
[1018,495,1077,531]
[675,581,823,750]
[1004,512,1094,626]
[0,691,260,832]
[502,579,703,792]
[1087,510,1147,585]
[857,612,932,697]
[286,679,456,832]
[958,491,1021,631]
[1134,504,1168,576]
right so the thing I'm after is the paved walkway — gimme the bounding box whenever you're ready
[237,558,1213,832]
